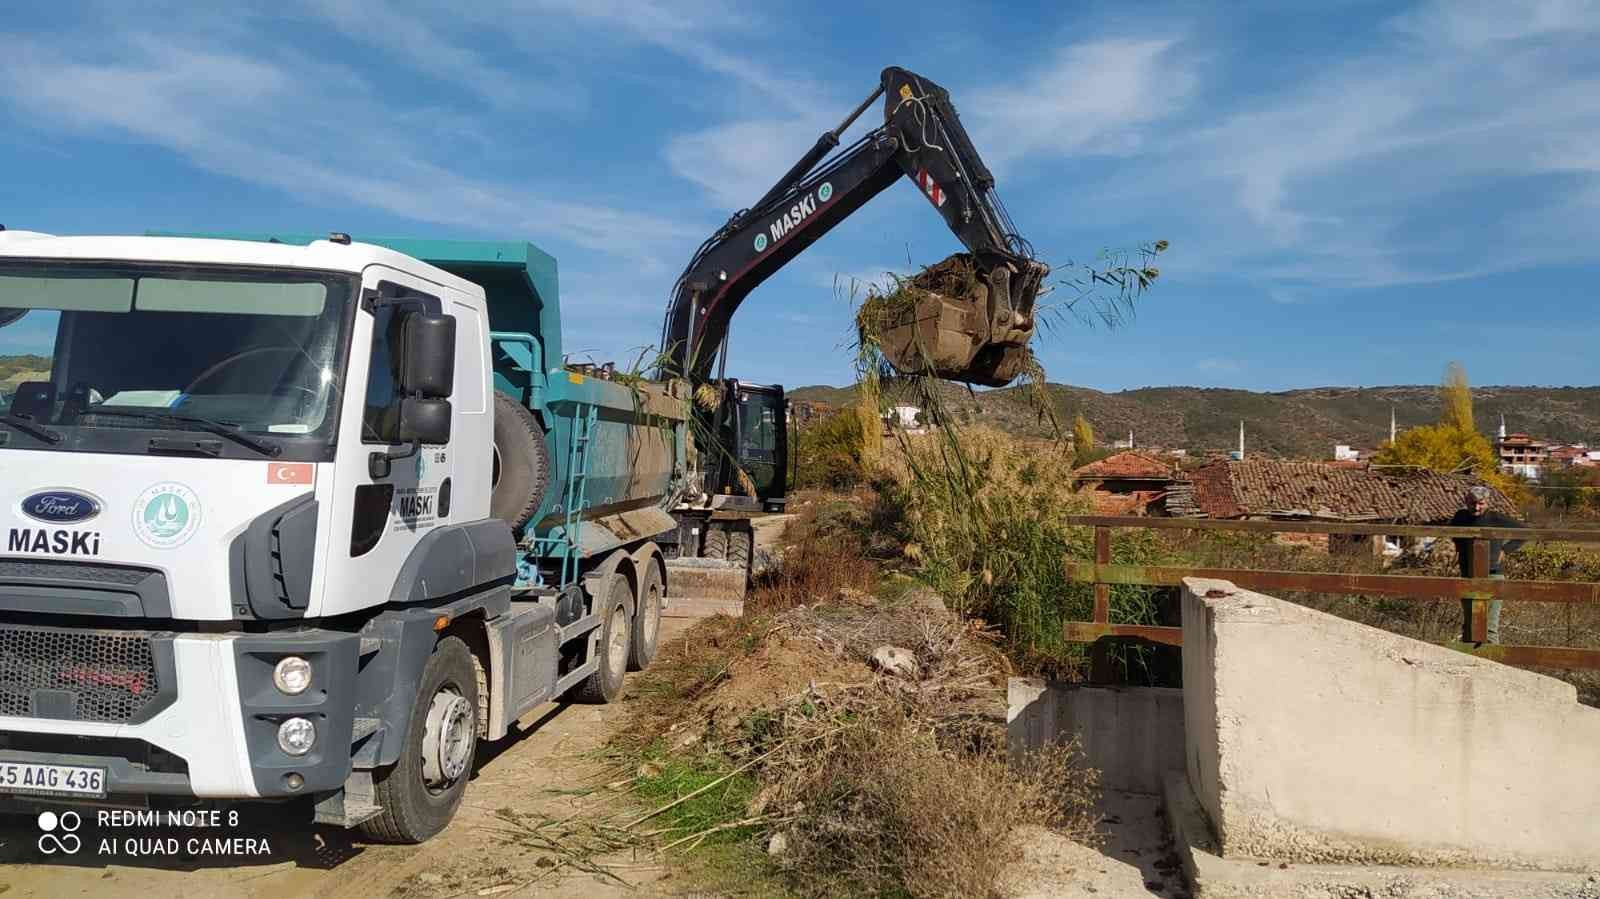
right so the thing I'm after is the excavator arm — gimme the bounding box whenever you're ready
[660,66,1047,387]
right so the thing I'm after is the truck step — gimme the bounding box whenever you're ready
[313,800,384,828]
[555,611,601,644]
[554,657,600,696]
[663,558,748,606]
[663,596,745,619]
[351,717,381,741]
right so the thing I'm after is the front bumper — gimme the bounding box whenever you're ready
[0,628,358,800]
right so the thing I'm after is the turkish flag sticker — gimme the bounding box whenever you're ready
[268,462,314,485]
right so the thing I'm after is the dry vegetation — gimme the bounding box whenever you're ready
[611,496,1101,898]
[791,409,1600,703]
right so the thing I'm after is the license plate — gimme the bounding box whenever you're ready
[0,761,107,798]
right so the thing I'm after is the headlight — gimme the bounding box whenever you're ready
[277,718,316,756]
[273,656,313,695]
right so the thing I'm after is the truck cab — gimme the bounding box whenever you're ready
[0,231,686,842]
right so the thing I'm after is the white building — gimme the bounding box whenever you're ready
[888,405,921,429]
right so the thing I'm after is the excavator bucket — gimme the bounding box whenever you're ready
[868,253,1048,387]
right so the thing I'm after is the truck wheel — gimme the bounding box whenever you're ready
[629,560,664,671]
[360,636,478,844]
[571,576,632,703]
[728,528,752,570]
[702,524,728,560]
[491,393,549,530]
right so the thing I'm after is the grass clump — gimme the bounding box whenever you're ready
[612,501,1102,898]
[632,752,764,849]
[747,489,887,614]
[791,404,883,489]
[881,427,1167,678]
[754,695,1098,899]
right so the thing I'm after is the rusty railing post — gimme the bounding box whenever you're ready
[1093,526,1111,624]
[1089,526,1114,683]
[1469,538,1490,643]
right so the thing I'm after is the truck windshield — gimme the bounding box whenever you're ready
[0,262,355,461]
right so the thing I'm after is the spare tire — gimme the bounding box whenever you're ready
[491,392,549,530]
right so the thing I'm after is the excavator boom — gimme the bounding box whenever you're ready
[660,66,1047,386]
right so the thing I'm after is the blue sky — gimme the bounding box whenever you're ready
[4,0,1598,391]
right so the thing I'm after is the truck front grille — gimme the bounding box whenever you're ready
[0,624,162,723]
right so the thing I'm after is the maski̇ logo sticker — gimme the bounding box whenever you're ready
[132,482,202,549]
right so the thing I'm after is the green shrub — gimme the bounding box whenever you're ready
[792,405,880,489]
[883,427,1166,677]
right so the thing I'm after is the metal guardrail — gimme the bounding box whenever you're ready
[1062,515,1600,670]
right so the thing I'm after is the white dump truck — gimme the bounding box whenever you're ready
[0,231,691,842]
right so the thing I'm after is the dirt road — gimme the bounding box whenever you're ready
[0,618,695,899]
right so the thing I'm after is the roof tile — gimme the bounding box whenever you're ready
[1183,460,1515,523]
[1073,451,1174,480]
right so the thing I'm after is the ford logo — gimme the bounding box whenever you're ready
[20,490,103,524]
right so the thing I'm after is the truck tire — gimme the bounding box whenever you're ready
[360,636,478,844]
[490,392,549,530]
[628,560,664,671]
[728,528,752,570]
[570,575,632,703]
[702,524,728,560]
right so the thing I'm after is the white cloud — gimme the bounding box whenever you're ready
[504,0,821,114]
[967,37,1198,169]
[662,35,1199,220]
[298,0,584,112]
[0,30,691,262]
[1390,0,1600,48]
[1085,2,1600,290]
[664,118,830,211]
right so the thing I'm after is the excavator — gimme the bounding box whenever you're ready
[662,66,1048,562]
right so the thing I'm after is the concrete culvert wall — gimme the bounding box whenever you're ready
[1008,680,1185,795]
[1181,576,1600,872]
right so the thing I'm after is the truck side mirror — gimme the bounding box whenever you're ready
[370,397,452,479]
[399,397,452,445]
[401,312,456,399]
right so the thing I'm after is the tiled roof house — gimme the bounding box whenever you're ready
[1181,459,1516,523]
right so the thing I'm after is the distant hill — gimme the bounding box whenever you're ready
[788,382,1600,458]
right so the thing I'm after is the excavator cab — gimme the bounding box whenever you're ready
[696,379,788,509]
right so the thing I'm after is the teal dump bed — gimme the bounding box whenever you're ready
[148,231,688,569]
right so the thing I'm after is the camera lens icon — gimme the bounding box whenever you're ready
[37,810,82,855]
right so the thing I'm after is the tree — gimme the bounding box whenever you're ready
[1539,465,1600,518]
[1374,423,1498,476]
[1072,413,1095,453]
[1071,413,1097,468]
[1374,362,1522,500]
[1441,361,1474,433]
